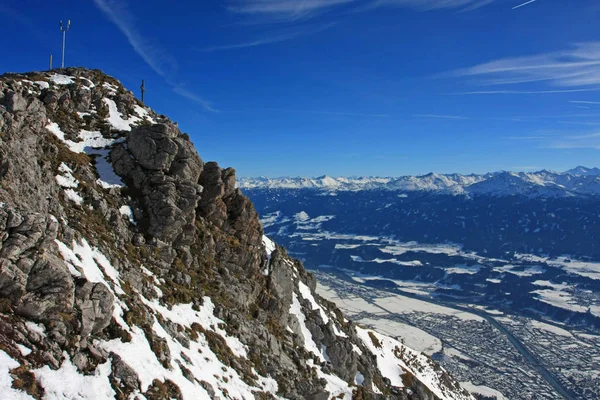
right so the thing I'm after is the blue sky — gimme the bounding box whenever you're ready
[2,0,600,177]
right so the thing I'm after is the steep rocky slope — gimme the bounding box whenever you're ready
[0,68,474,400]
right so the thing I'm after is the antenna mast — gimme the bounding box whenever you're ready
[59,20,71,68]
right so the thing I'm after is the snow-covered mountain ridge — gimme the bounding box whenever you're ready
[238,168,600,198]
[0,69,474,400]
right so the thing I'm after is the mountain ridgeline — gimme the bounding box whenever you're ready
[0,68,474,400]
[239,170,600,260]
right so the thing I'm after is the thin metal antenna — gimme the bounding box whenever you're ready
[59,20,71,68]
[49,54,53,70]
[140,80,146,104]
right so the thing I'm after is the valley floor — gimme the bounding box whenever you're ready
[314,270,600,400]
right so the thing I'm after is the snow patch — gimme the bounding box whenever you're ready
[0,350,35,400]
[55,239,124,295]
[55,163,79,189]
[289,293,324,361]
[49,74,74,85]
[16,345,31,357]
[119,205,136,225]
[103,98,140,131]
[34,353,115,399]
[262,235,276,275]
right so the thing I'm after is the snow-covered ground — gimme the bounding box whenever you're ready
[460,382,506,400]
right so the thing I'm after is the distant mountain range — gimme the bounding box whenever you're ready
[238,167,600,198]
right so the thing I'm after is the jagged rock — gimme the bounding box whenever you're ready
[75,280,114,337]
[5,91,27,112]
[111,123,203,246]
[132,233,145,246]
[15,253,74,319]
[111,352,141,392]
[43,90,59,106]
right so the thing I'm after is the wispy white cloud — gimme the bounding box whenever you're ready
[173,87,218,113]
[570,100,600,105]
[545,137,600,150]
[243,107,389,117]
[370,0,496,12]
[415,114,469,120]
[93,0,216,112]
[93,0,177,78]
[512,0,536,10]
[227,0,355,20]
[446,88,600,95]
[558,121,600,126]
[511,165,541,170]
[227,0,497,21]
[447,42,600,88]
[198,22,337,51]
[510,131,600,150]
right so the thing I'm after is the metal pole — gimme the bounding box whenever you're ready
[49,54,53,70]
[141,80,146,104]
[61,30,66,68]
[59,20,70,68]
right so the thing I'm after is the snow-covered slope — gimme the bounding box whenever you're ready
[238,168,600,198]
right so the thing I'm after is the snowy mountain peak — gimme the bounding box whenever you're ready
[239,167,600,198]
[565,166,600,176]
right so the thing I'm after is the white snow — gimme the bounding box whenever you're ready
[529,320,573,337]
[16,345,31,357]
[102,82,118,94]
[357,327,474,400]
[75,130,116,153]
[445,264,481,275]
[49,74,74,85]
[34,81,49,90]
[306,360,353,400]
[262,235,276,275]
[356,327,406,387]
[133,105,156,123]
[64,189,84,205]
[380,241,462,257]
[141,296,248,358]
[289,293,324,361]
[103,98,140,131]
[46,122,125,189]
[298,281,329,325]
[0,350,35,400]
[55,163,79,189]
[34,353,115,399]
[55,238,124,295]
[93,149,125,188]
[294,211,310,222]
[493,264,545,277]
[358,317,442,355]
[25,322,45,337]
[351,343,363,355]
[119,205,135,224]
[460,382,505,400]
[444,347,474,361]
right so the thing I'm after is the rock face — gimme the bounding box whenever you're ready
[0,69,475,400]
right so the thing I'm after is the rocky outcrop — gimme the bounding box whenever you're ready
[0,69,474,400]
[112,123,203,246]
